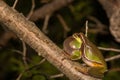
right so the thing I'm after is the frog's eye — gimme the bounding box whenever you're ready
[69,33,83,49]
[71,50,82,60]
[69,40,82,49]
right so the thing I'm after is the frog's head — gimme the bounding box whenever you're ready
[63,33,84,60]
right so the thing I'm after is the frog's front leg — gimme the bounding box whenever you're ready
[70,61,89,75]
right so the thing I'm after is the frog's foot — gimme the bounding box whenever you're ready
[88,67,104,78]
[71,62,89,75]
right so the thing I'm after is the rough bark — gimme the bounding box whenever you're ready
[98,0,120,42]
[0,1,100,80]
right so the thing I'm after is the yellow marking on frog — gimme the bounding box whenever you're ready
[73,34,82,44]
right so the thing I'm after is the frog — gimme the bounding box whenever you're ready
[63,32,107,78]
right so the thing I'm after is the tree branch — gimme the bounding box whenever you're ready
[0,1,100,80]
[98,0,120,42]
[30,0,73,21]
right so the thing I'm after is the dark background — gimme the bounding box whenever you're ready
[0,0,120,80]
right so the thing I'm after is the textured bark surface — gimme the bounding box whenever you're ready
[98,0,120,42]
[0,1,100,80]
[110,9,120,42]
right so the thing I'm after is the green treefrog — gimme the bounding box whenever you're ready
[63,33,107,78]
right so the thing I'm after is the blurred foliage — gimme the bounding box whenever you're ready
[0,0,120,80]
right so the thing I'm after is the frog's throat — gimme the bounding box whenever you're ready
[73,34,82,44]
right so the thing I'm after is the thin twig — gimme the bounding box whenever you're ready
[42,14,51,33]
[87,16,108,34]
[11,49,34,63]
[109,68,120,72]
[98,47,120,61]
[85,20,88,37]
[98,47,120,53]
[12,0,19,9]
[26,59,46,71]
[57,14,70,37]
[57,14,70,32]
[105,54,120,62]
[16,72,24,80]
[22,40,28,68]
[50,73,64,79]
[27,0,35,19]
[11,49,23,55]
[16,59,46,80]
